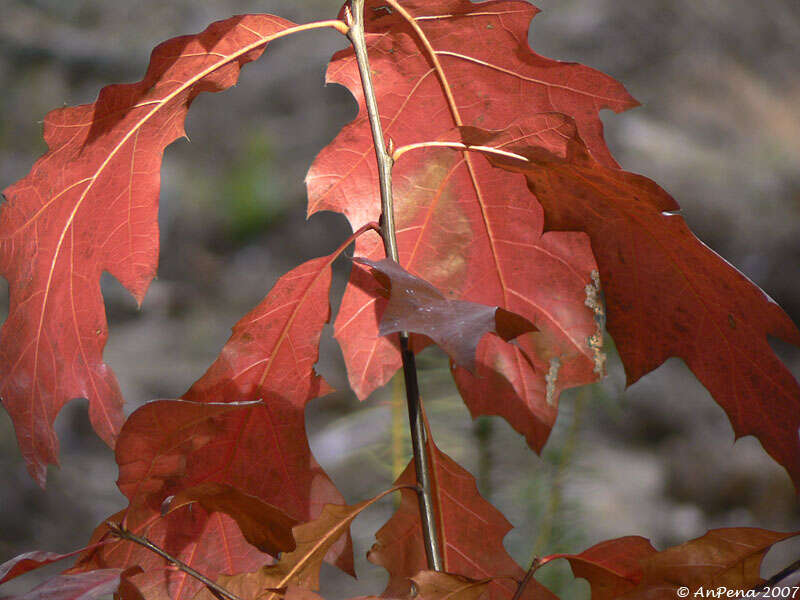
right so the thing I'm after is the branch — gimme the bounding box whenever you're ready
[105,522,244,600]
[345,0,444,572]
[511,558,542,600]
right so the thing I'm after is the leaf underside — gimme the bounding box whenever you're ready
[463,117,800,488]
[0,13,302,486]
[309,0,620,454]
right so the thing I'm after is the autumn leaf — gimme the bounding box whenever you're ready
[71,398,348,600]
[0,543,109,585]
[546,528,800,599]
[166,483,298,556]
[3,569,127,600]
[194,490,400,600]
[72,241,371,598]
[354,257,535,369]
[0,13,328,486]
[369,433,556,600]
[308,0,614,453]
[462,115,800,488]
[410,571,491,600]
[543,536,657,600]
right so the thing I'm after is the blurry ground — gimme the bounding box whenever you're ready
[1,1,799,598]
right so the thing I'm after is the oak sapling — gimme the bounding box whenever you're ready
[1,1,799,599]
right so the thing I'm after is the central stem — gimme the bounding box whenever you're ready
[346,0,443,572]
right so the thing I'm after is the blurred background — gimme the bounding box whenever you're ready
[1,1,799,598]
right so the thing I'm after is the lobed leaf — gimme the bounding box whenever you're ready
[0,13,308,486]
[310,0,615,453]
[369,430,556,600]
[547,528,800,599]
[194,490,399,600]
[544,536,657,600]
[73,248,358,599]
[465,116,800,488]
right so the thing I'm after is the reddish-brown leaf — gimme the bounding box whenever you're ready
[0,14,308,486]
[4,569,125,600]
[195,490,399,600]
[166,483,298,556]
[309,0,615,451]
[411,571,490,600]
[73,247,359,598]
[547,529,799,599]
[71,403,277,600]
[465,116,800,487]
[544,536,656,600]
[0,544,108,585]
[354,257,535,369]
[369,435,556,600]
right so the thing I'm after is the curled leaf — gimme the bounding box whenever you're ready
[355,257,535,369]
[167,483,298,556]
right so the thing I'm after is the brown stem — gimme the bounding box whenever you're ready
[512,558,542,600]
[345,0,443,572]
[105,522,244,600]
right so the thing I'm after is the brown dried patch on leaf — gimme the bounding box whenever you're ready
[355,257,535,369]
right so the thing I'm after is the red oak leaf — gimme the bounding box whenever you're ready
[544,536,657,600]
[464,115,800,488]
[546,529,799,599]
[4,569,127,600]
[73,246,361,598]
[368,433,556,600]
[308,0,620,451]
[166,483,299,556]
[354,257,535,369]
[0,14,312,486]
[194,489,402,600]
[0,543,109,585]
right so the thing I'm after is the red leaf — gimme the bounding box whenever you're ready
[369,434,556,600]
[311,1,613,451]
[466,116,800,488]
[548,529,800,599]
[0,545,107,585]
[411,571,491,600]
[194,489,400,600]
[166,483,298,556]
[0,14,305,486]
[4,569,124,600]
[73,247,359,597]
[545,536,657,600]
[355,257,535,369]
